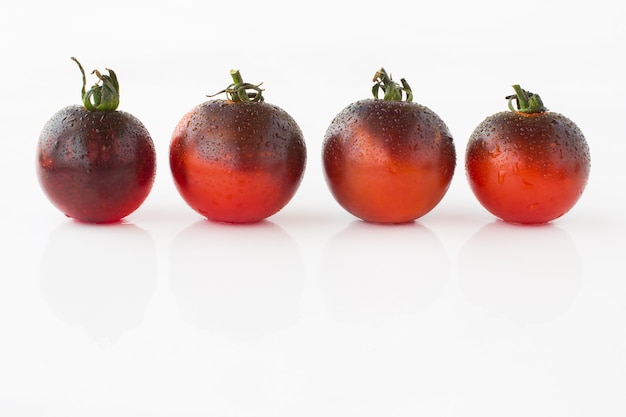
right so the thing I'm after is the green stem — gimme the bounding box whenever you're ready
[230,70,249,102]
[208,70,265,102]
[371,68,413,102]
[71,57,120,112]
[507,84,547,114]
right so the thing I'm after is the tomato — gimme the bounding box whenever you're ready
[36,58,156,223]
[170,70,307,223]
[322,68,456,224]
[465,85,591,224]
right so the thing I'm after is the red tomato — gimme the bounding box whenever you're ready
[322,68,456,224]
[170,70,307,223]
[465,85,591,224]
[36,58,156,223]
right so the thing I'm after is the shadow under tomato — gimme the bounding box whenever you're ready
[40,221,158,344]
[457,221,582,326]
[320,220,451,323]
[169,219,305,340]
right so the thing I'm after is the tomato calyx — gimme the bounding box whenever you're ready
[208,69,265,103]
[71,57,120,112]
[506,84,548,114]
[371,67,413,102]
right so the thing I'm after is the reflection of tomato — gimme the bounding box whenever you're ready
[322,68,456,224]
[170,221,305,336]
[37,58,156,223]
[457,221,582,325]
[465,85,591,224]
[41,222,157,341]
[170,70,307,223]
[320,221,450,322]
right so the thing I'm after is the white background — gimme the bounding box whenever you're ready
[1,1,625,416]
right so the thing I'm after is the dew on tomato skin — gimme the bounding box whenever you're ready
[522,178,534,189]
[497,170,506,185]
[488,144,502,158]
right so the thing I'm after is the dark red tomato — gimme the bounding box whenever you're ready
[169,70,306,223]
[322,68,456,224]
[36,58,156,224]
[465,85,591,224]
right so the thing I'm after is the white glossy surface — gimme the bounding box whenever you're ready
[2,1,625,415]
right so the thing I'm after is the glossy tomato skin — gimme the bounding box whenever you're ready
[37,105,157,223]
[170,100,307,223]
[465,111,590,224]
[322,99,456,223]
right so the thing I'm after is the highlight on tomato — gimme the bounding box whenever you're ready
[36,57,157,223]
[169,70,307,223]
[465,84,591,224]
[322,68,456,224]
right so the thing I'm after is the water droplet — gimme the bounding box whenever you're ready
[489,144,502,158]
[498,170,506,185]
[522,178,534,189]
